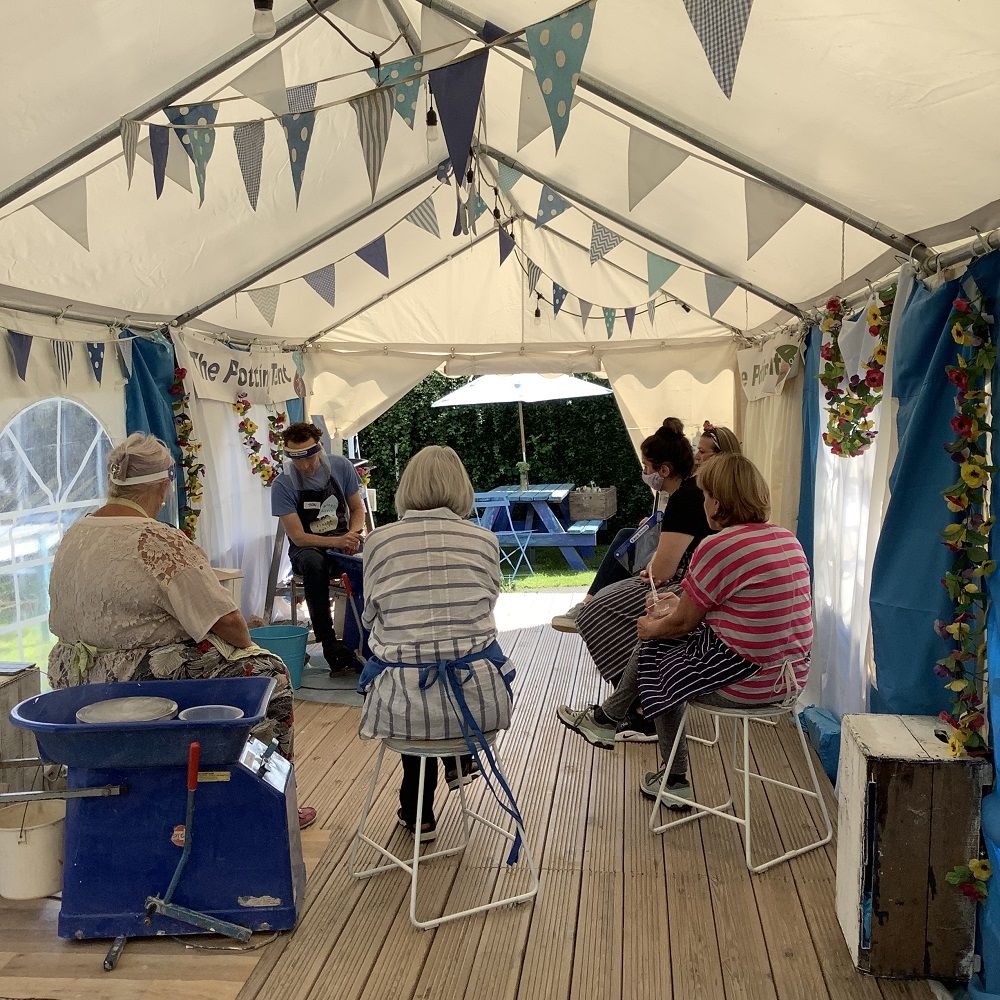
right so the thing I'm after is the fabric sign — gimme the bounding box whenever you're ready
[174,334,299,405]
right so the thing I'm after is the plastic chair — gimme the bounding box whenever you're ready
[649,688,833,873]
[348,734,539,930]
[471,495,533,580]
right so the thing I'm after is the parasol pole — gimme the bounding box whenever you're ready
[518,401,528,465]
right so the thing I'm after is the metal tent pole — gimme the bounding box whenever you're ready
[172,166,439,326]
[517,401,527,464]
[0,1,340,211]
[303,225,495,344]
[480,145,801,318]
[382,0,422,53]
[412,0,928,263]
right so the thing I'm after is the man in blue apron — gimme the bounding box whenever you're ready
[271,423,367,673]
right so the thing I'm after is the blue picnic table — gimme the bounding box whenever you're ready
[474,483,605,571]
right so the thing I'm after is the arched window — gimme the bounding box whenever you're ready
[0,399,111,666]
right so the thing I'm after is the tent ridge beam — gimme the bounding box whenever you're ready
[0,1,342,212]
[172,165,439,326]
[417,0,926,261]
[480,145,800,318]
[304,226,495,344]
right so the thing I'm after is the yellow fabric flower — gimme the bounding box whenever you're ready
[962,464,987,489]
[947,679,969,691]
[953,322,971,345]
[970,859,993,881]
[949,735,965,757]
[945,621,971,639]
[820,317,835,334]
[946,494,970,512]
[866,303,882,325]
[872,343,887,364]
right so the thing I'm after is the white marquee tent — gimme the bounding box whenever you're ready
[2,0,1000,621]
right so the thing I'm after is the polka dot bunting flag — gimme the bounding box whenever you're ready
[86,342,105,385]
[367,56,423,130]
[163,103,219,206]
[534,183,570,229]
[282,84,318,207]
[524,0,596,152]
[553,282,567,316]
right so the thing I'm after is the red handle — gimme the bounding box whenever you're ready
[340,572,353,598]
[187,742,201,791]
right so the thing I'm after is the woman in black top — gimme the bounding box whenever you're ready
[555,418,719,747]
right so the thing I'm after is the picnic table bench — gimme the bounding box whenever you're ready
[474,483,607,571]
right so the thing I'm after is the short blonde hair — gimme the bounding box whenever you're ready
[701,424,742,457]
[107,433,173,502]
[394,445,475,517]
[697,453,770,526]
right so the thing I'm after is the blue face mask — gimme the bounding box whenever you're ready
[641,471,664,491]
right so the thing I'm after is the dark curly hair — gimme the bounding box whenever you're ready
[640,417,695,478]
[281,422,325,446]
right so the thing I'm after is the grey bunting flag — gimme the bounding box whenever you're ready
[705,273,737,317]
[234,121,265,211]
[744,177,804,258]
[304,265,336,308]
[683,0,755,99]
[351,87,394,201]
[247,285,280,326]
[404,194,441,238]
[120,118,139,189]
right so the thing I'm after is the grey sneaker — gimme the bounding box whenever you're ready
[640,768,694,808]
[555,704,616,749]
[551,601,586,633]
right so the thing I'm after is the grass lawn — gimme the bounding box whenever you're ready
[505,544,607,591]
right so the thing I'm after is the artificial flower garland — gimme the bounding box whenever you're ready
[169,366,205,541]
[233,393,286,486]
[934,291,996,765]
[818,286,895,457]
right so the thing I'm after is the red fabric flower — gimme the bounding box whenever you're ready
[869,325,880,336]
[826,297,841,312]
[950,415,973,437]
[953,299,971,314]
[960,883,982,900]
[865,369,884,388]
[947,368,969,391]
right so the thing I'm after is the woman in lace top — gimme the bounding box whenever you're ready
[47,434,299,776]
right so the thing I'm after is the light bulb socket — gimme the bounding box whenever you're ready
[426,107,438,127]
[252,0,275,38]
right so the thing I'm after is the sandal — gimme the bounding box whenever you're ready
[396,808,437,843]
[298,806,318,830]
[444,759,481,792]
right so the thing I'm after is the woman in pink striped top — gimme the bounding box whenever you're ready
[633,453,812,806]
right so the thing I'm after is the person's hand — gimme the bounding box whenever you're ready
[646,591,679,617]
[637,613,665,640]
[333,531,363,555]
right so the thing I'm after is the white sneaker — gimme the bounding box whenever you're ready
[551,601,586,633]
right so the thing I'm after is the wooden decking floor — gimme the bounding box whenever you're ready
[0,611,935,1000]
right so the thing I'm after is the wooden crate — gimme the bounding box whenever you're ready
[0,665,41,794]
[836,714,990,981]
[569,486,617,521]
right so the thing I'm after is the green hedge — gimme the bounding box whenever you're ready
[358,372,651,537]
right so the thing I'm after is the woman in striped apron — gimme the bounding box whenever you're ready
[633,454,813,804]
[357,446,516,844]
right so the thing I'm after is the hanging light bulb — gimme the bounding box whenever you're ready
[533,293,542,327]
[252,0,276,39]
[425,106,440,144]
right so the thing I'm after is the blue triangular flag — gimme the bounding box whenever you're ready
[624,306,636,334]
[281,109,317,207]
[429,51,489,187]
[498,162,522,194]
[473,193,490,221]
[86,342,105,385]
[304,265,336,307]
[150,125,170,200]
[480,20,508,43]
[535,184,570,228]
[525,1,596,151]
[164,103,219,205]
[368,55,422,129]
[648,252,680,296]
[117,332,133,379]
[356,236,389,278]
[683,0,754,99]
[553,282,567,316]
[7,330,32,381]
[499,226,515,266]
[705,273,737,316]
[603,306,616,338]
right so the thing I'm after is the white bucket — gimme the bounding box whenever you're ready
[0,800,66,899]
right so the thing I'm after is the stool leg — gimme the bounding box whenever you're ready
[453,754,473,847]
[687,713,721,747]
[742,714,753,870]
[350,742,387,876]
[409,756,428,928]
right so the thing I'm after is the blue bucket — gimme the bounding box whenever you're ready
[250,625,309,690]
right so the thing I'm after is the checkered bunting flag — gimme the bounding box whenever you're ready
[304,265,335,308]
[683,0,755,99]
[590,221,622,265]
[120,118,139,189]
[52,340,73,384]
[527,259,542,294]
[247,285,280,327]
[234,121,265,211]
[404,195,441,238]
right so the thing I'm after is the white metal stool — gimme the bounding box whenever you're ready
[649,700,833,873]
[349,734,539,929]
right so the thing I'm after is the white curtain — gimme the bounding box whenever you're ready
[184,394,278,618]
[742,368,805,532]
[805,266,910,717]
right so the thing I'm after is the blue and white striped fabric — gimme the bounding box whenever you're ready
[404,194,440,238]
[52,340,73,384]
[350,88,394,200]
[120,118,139,189]
[527,259,541,293]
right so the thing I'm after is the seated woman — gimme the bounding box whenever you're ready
[357,445,513,843]
[47,433,315,829]
[633,453,812,804]
[556,418,716,745]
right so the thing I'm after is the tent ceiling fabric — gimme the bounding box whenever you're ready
[2,0,999,359]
